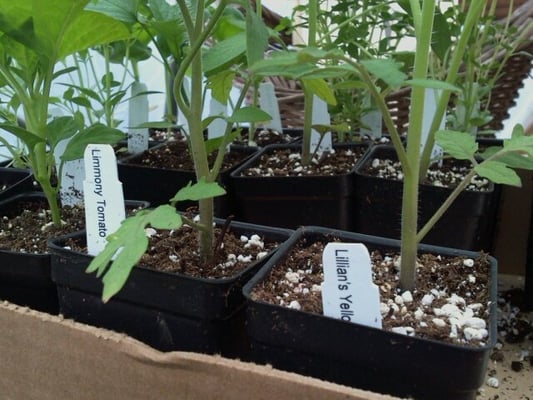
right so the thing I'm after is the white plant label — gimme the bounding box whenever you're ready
[360,110,383,139]
[83,144,125,256]
[54,137,85,207]
[128,81,149,154]
[311,95,332,156]
[322,242,382,329]
[207,97,227,139]
[258,81,282,132]
[421,88,444,162]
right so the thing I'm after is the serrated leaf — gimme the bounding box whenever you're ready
[47,116,82,149]
[475,161,522,186]
[435,130,478,160]
[171,177,226,202]
[60,124,125,161]
[227,106,272,123]
[101,229,148,302]
[203,33,246,74]
[0,123,45,150]
[204,130,239,154]
[206,70,236,105]
[145,204,182,229]
[245,2,269,66]
[360,58,407,88]
[503,134,533,156]
[85,0,140,25]
[302,78,336,105]
[511,123,525,139]
[86,204,183,302]
[494,152,533,171]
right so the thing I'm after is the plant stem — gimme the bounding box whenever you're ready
[173,0,229,263]
[399,0,436,291]
[301,0,318,166]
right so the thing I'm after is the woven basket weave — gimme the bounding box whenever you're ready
[259,0,533,132]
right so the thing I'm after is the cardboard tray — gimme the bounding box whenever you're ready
[0,302,401,400]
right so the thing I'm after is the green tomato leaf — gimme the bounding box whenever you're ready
[101,228,148,302]
[60,124,125,161]
[85,0,140,25]
[86,204,183,302]
[145,204,182,230]
[227,106,272,123]
[203,33,246,74]
[171,178,226,202]
[302,78,337,106]
[0,123,45,151]
[435,130,478,160]
[475,161,522,186]
[360,58,407,88]
[245,2,269,66]
[204,130,240,155]
[511,124,525,139]
[206,70,236,105]
[47,116,83,150]
[493,152,533,171]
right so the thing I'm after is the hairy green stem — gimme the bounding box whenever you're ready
[399,0,436,291]
[301,0,318,166]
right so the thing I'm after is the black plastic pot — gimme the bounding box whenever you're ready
[118,142,257,217]
[49,221,292,356]
[0,192,149,315]
[0,193,59,313]
[229,143,369,231]
[243,226,497,400]
[0,167,34,202]
[353,145,500,251]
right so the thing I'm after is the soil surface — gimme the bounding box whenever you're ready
[0,198,88,253]
[64,218,280,279]
[251,236,492,347]
[0,197,281,279]
[238,146,366,177]
[123,140,253,172]
[478,278,533,399]
[0,197,145,254]
[361,155,491,191]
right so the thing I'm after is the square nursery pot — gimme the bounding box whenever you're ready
[117,141,258,217]
[48,221,293,357]
[0,167,34,202]
[243,226,497,400]
[0,192,148,315]
[229,143,369,231]
[353,145,501,251]
[0,192,61,314]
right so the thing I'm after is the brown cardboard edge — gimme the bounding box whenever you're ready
[0,302,402,400]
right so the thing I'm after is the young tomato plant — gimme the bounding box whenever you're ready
[85,0,272,301]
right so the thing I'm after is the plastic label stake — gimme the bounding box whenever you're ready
[83,144,126,256]
[128,81,150,155]
[207,98,227,139]
[258,81,282,132]
[311,95,332,156]
[322,242,382,328]
[421,88,444,162]
[360,94,382,139]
